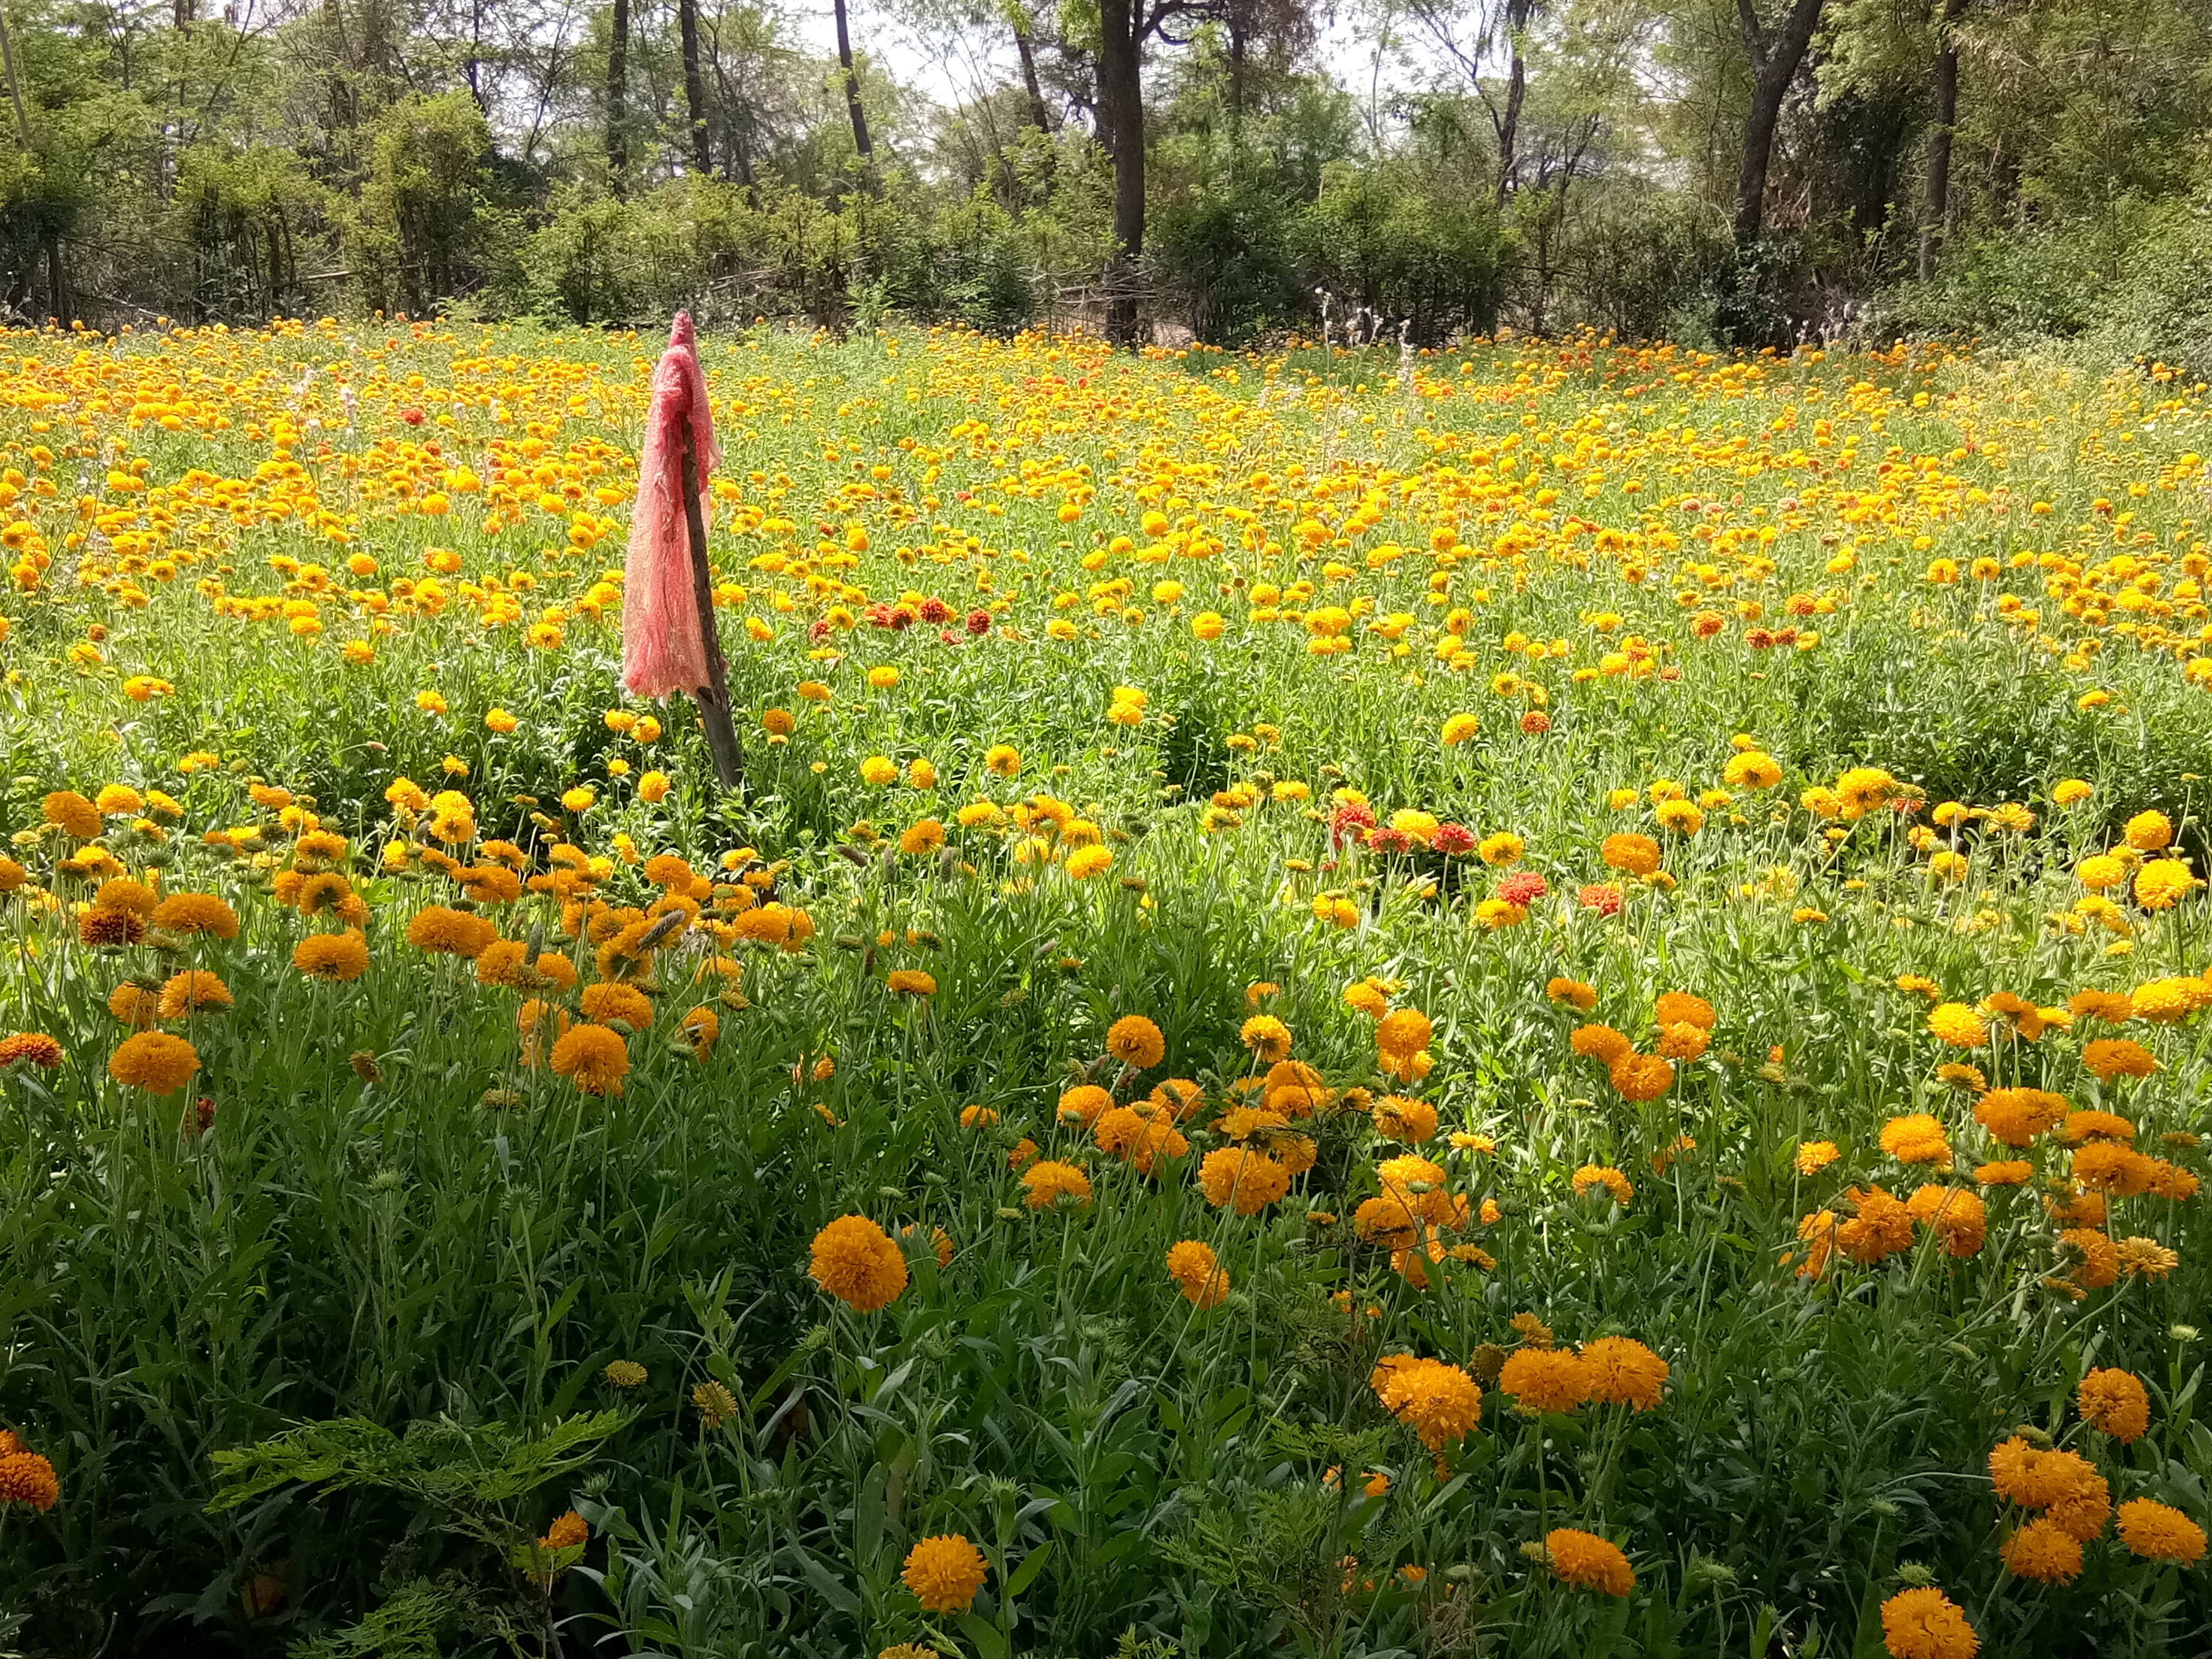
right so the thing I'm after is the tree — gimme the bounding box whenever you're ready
[1730,0,1824,243]
[1917,0,1962,278]
[606,0,630,188]
[680,0,713,171]
[1401,0,1544,205]
[832,0,874,165]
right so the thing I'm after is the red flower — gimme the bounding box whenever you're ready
[1431,823,1477,855]
[1330,802,1377,849]
[919,597,953,624]
[1520,710,1551,734]
[939,629,961,645]
[888,605,917,631]
[1578,882,1622,916]
[966,608,992,635]
[1367,826,1413,854]
[1746,629,1775,649]
[400,407,425,425]
[1497,870,1548,906]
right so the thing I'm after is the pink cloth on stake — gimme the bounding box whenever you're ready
[621,312,723,698]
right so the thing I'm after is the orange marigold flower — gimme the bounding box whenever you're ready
[0,1032,64,1069]
[1545,1528,1632,1596]
[549,1023,629,1096]
[2077,1368,2150,1443]
[1498,1347,1591,1413]
[1999,1518,2081,1582]
[0,1448,60,1511]
[2115,1498,2206,1563]
[1106,1014,1166,1069]
[1580,1337,1667,1410]
[902,1534,988,1613]
[1164,1239,1228,1307]
[1199,1146,1290,1214]
[1021,1159,1093,1209]
[1370,1354,1484,1451]
[106,1030,199,1094]
[1879,1586,1978,1659]
[809,1215,909,1312]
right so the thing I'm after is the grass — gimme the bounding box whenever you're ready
[0,318,2206,1657]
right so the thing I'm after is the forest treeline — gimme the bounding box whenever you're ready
[0,0,2207,357]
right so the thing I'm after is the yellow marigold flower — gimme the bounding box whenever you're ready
[1545,1528,1633,1595]
[107,1030,199,1094]
[1478,831,1523,865]
[887,969,936,996]
[2124,809,2173,851]
[1879,1586,1978,1659]
[1440,713,1480,746]
[540,1510,588,1551]
[1065,844,1113,878]
[549,1023,629,1095]
[1654,798,1703,835]
[1106,1013,1166,1069]
[0,1446,61,1511]
[1925,1002,1986,1047]
[1021,1159,1092,1209]
[2133,858,2200,910]
[2051,778,2092,806]
[898,818,946,857]
[901,1534,987,1613]
[809,1215,909,1312]
[580,981,654,1030]
[1239,1014,1292,1062]
[1722,749,1782,789]
[604,1360,647,1388]
[860,755,899,785]
[1164,1240,1228,1307]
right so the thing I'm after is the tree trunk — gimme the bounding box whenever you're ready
[1014,22,1051,133]
[1097,0,1144,343]
[679,0,711,173]
[1491,0,1532,207]
[1494,49,1523,206]
[832,0,873,165]
[606,0,629,192]
[1917,0,1959,280]
[1227,18,1245,146]
[1731,0,1825,245]
[174,0,192,28]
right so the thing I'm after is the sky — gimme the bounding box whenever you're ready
[779,0,1411,118]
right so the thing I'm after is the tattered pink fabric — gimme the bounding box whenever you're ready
[621,312,722,699]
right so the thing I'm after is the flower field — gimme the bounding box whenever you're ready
[2,318,2210,1659]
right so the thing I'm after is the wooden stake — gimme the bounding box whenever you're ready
[678,412,744,792]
